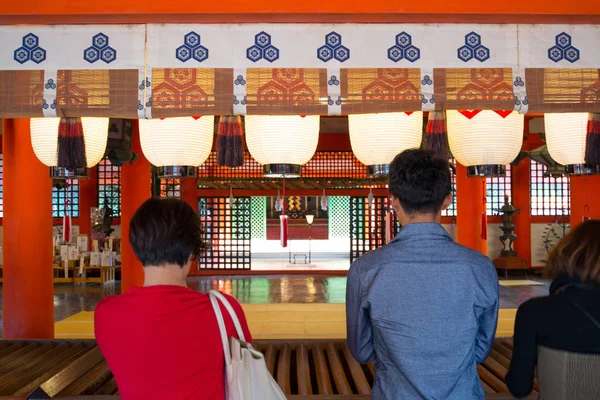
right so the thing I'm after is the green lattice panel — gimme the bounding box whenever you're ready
[251,196,267,239]
[329,196,350,238]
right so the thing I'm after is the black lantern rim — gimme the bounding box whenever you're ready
[466,165,506,178]
[50,167,89,179]
[366,164,389,178]
[564,164,600,176]
[263,164,302,178]
[157,166,198,179]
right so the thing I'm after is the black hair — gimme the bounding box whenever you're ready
[388,149,452,215]
[129,197,204,268]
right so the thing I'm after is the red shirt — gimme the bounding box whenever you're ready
[95,286,252,400]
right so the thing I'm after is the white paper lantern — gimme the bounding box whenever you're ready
[245,115,320,178]
[139,116,215,177]
[544,113,588,171]
[447,110,524,176]
[30,117,109,176]
[348,112,423,175]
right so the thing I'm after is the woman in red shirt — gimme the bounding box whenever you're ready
[95,197,251,400]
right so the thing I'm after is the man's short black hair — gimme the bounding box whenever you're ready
[129,197,204,268]
[388,149,452,215]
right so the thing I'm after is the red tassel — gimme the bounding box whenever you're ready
[280,180,288,248]
[425,111,449,160]
[385,212,392,244]
[63,215,72,243]
[481,194,487,240]
[57,117,87,171]
[217,116,244,167]
[585,113,600,166]
[280,215,288,248]
[481,213,487,240]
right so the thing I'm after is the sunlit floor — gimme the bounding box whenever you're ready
[0,275,550,339]
[54,307,518,340]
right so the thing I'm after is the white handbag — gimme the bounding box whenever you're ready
[209,290,287,400]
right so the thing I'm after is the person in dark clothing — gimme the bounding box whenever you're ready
[506,219,600,399]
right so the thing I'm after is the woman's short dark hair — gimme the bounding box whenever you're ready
[129,197,204,268]
[388,149,452,215]
[546,219,600,284]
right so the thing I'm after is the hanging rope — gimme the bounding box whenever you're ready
[280,180,288,248]
[481,179,488,240]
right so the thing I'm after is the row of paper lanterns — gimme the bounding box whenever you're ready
[29,112,593,179]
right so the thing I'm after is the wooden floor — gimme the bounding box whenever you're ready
[54,307,518,340]
[0,339,531,399]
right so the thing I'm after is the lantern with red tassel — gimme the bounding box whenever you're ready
[425,111,449,160]
[30,117,109,179]
[217,115,245,167]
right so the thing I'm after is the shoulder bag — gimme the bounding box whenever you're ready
[209,290,287,400]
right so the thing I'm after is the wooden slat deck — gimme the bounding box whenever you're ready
[0,339,533,399]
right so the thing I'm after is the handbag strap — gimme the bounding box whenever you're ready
[209,291,232,366]
[209,289,247,340]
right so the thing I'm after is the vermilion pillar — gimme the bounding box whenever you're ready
[570,175,600,228]
[181,178,200,275]
[77,166,97,245]
[2,119,54,339]
[120,121,151,292]
[456,163,488,255]
[511,159,532,267]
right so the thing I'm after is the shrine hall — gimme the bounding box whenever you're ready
[0,1,599,399]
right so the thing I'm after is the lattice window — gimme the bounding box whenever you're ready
[198,150,368,179]
[329,196,350,238]
[160,179,181,199]
[531,160,571,216]
[97,158,121,217]
[250,196,267,239]
[486,165,512,216]
[0,153,3,218]
[52,180,79,218]
[350,196,400,263]
[198,197,251,270]
[441,159,457,217]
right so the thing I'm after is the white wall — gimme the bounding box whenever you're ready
[531,222,568,267]
[443,222,563,267]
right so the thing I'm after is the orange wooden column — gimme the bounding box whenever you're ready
[570,175,600,228]
[77,166,97,243]
[120,121,151,292]
[181,178,200,275]
[456,163,487,255]
[2,119,54,339]
[511,159,532,267]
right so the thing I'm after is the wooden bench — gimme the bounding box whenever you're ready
[0,339,534,399]
[51,265,116,286]
[73,267,116,285]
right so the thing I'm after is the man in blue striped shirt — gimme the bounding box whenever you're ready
[346,149,499,399]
